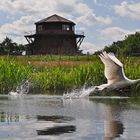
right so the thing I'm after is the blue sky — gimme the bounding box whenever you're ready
[0,0,140,53]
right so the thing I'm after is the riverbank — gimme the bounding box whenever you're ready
[0,55,139,94]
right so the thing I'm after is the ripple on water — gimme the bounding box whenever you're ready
[0,95,140,140]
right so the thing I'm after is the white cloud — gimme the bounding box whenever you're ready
[76,3,93,15]
[76,12,112,26]
[0,0,79,16]
[93,0,97,4]
[100,26,133,41]
[0,0,79,43]
[75,2,112,26]
[0,0,113,45]
[80,42,100,54]
[0,15,36,43]
[114,1,140,20]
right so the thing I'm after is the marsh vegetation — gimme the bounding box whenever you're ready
[0,55,139,94]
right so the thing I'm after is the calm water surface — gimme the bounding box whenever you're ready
[0,95,140,140]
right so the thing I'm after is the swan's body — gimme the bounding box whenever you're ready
[96,52,140,91]
[63,52,139,98]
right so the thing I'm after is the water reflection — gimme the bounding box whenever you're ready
[37,115,76,135]
[0,95,140,140]
[0,112,21,122]
[37,115,74,123]
[104,120,123,140]
[62,98,125,139]
[37,125,76,135]
[90,98,125,139]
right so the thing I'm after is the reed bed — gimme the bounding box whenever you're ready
[0,55,139,93]
[0,58,32,93]
[121,57,140,79]
[31,63,104,90]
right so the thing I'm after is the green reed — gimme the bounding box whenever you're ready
[31,61,105,90]
[0,58,32,93]
[121,56,140,79]
[0,55,139,93]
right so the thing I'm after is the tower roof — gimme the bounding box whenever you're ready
[35,14,75,25]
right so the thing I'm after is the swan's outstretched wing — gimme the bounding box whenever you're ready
[98,52,126,84]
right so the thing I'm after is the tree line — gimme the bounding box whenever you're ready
[1,32,140,56]
[95,32,140,56]
[0,37,26,55]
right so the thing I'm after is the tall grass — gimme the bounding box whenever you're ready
[0,58,32,93]
[0,54,95,62]
[31,63,104,90]
[0,55,139,93]
[121,57,140,79]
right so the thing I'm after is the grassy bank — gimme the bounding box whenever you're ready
[0,55,139,94]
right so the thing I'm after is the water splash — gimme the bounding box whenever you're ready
[9,80,31,96]
[63,86,96,99]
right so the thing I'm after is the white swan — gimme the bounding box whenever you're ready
[96,51,140,91]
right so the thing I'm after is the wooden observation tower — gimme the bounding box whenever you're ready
[24,14,85,55]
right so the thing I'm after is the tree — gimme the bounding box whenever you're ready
[96,32,140,56]
[0,37,26,55]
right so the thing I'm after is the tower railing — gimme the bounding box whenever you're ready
[24,30,36,36]
[25,30,84,36]
[75,30,84,36]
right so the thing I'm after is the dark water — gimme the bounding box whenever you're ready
[0,95,140,140]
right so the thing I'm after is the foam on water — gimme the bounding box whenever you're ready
[63,86,95,99]
[9,80,30,96]
[89,96,129,99]
[63,85,129,99]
